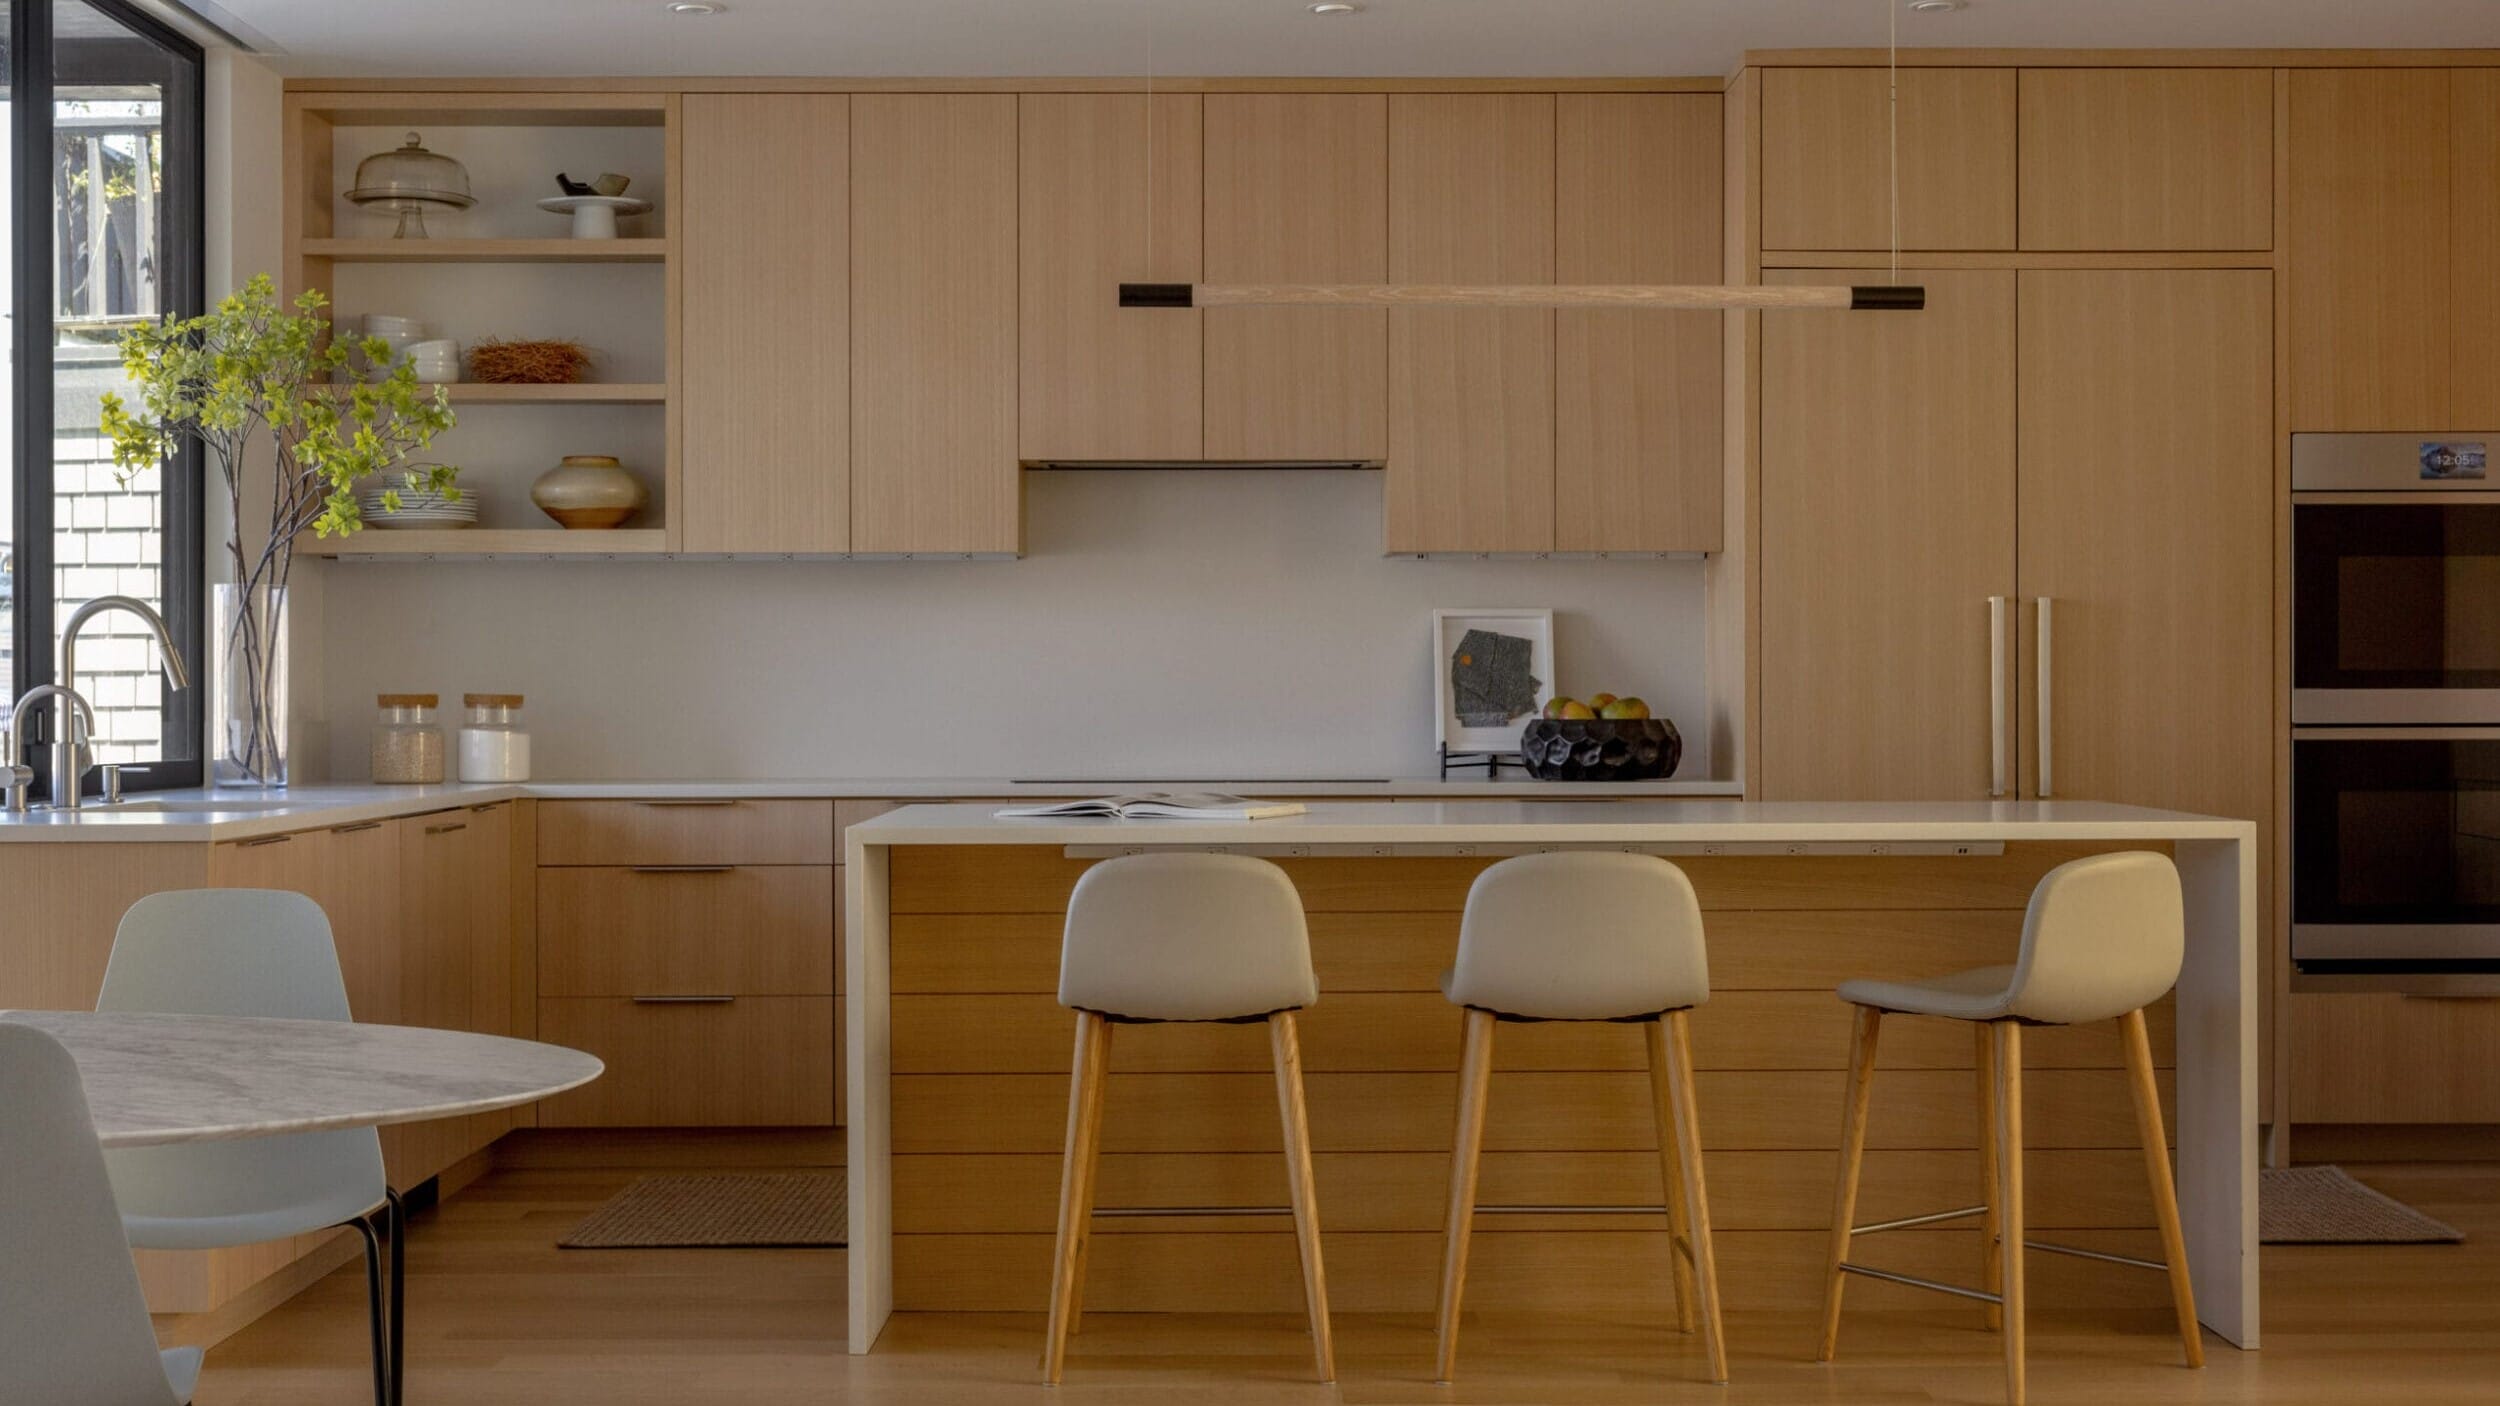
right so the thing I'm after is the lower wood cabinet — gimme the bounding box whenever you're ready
[390,803,521,1188]
[2290,993,2500,1124]
[534,997,836,1127]
[538,866,834,997]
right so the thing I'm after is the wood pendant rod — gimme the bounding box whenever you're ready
[1118,281,1924,310]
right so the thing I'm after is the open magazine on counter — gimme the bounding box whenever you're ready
[992,792,1309,821]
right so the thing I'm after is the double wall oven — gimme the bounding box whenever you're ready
[2294,433,2500,989]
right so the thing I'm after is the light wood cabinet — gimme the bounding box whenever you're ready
[2290,993,2500,1123]
[850,94,1020,553]
[680,95,850,552]
[537,997,835,1127]
[537,798,834,867]
[1554,93,1723,554]
[1202,94,1389,462]
[1760,68,2016,252]
[393,805,517,1185]
[1758,268,2018,801]
[2014,269,2273,833]
[2017,69,2273,251]
[1018,94,1203,462]
[2287,70,2452,430]
[538,866,835,997]
[1385,94,1555,553]
[2454,70,2500,425]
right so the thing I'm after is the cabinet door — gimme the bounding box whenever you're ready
[1385,94,1555,554]
[1203,94,1389,462]
[1018,94,1202,462]
[2017,69,2273,251]
[2287,70,2451,430]
[2455,70,2500,426]
[1555,93,1722,554]
[1761,68,2016,251]
[2016,271,2272,825]
[681,94,850,552]
[392,809,514,1183]
[851,94,1019,553]
[1759,268,2017,801]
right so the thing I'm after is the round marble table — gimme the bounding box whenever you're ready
[0,1011,604,1147]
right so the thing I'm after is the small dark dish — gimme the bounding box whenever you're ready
[1519,717,1682,782]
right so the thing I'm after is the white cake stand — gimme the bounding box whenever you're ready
[537,195,653,240]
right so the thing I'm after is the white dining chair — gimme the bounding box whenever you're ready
[0,1022,203,1406]
[97,889,404,1406]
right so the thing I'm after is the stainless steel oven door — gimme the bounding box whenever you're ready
[2293,501,2500,724]
[2294,728,2500,989]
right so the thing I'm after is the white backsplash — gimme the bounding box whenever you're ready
[314,469,1711,782]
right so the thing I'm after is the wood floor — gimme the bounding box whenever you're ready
[185,1151,2500,1404]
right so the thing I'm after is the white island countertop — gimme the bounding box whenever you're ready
[0,775,1743,843]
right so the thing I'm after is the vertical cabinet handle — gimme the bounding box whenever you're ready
[1988,597,2008,799]
[2035,597,2054,800]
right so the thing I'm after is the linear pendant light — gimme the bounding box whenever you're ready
[1116,1,1923,316]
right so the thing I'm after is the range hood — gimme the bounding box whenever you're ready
[1023,460,1380,471]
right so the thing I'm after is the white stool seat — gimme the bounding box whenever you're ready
[1835,964,2019,1022]
[1443,852,1710,1020]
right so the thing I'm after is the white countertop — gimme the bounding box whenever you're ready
[0,775,1744,842]
[848,798,2256,848]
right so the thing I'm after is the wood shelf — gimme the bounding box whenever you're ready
[306,528,669,558]
[302,238,668,264]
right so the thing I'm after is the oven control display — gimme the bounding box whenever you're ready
[2421,441,2489,480]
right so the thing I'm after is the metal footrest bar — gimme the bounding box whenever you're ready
[1851,1204,1988,1235]
[2025,1239,2169,1272]
[1093,1205,1291,1217]
[1835,1262,2004,1305]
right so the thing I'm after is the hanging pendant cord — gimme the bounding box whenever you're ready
[1888,0,1900,283]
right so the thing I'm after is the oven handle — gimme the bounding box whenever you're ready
[2296,726,2500,741]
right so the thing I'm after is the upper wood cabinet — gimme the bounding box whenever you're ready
[850,94,1020,553]
[2287,70,2454,430]
[1759,268,2018,801]
[1554,93,1723,554]
[1018,94,1203,462]
[2017,69,2273,250]
[2452,70,2500,426]
[681,95,851,553]
[1761,68,2016,251]
[1386,94,1555,554]
[1202,94,1389,462]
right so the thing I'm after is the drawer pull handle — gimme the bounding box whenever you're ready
[329,820,384,835]
[637,799,739,809]
[631,994,737,1004]
[237,833,293,849]
[630,864,735,874]
[424,821,468,835]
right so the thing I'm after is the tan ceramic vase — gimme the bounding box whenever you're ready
[530,455,645,530]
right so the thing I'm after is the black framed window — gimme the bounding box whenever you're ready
[3,0,204,793]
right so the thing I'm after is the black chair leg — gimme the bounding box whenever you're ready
[349,1215,389,1406]
[385,1187,407,1406]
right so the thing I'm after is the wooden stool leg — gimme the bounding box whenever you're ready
[1647,1017,1698,1335]
[1270,1011,1336,1384]
[1975,1020,2004,1332]
[1817,1004,1882,1362]
[1065,1020,1114,1336]
[1994,1020,2026,1406]
[1042,1012,1111,1385]
[1659,1009,1729,1385]
[2121,1007,2205,1370]
[1435,1008,1497,1384]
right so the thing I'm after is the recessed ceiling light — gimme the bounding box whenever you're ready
[666,1,725,13]
[1907,0,1966,12]
[1309,3,1359,14]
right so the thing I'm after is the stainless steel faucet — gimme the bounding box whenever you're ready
[52,595,190,810]
[4,684,94,813]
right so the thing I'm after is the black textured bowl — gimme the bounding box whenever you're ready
[1519,717,1682,782]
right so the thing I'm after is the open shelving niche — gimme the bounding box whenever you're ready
[285,92,681,559]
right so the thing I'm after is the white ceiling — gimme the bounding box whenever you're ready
[202,0,2500,78]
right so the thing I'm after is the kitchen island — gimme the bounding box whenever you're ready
[843,800,2258,1354]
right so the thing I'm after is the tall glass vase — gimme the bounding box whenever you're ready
[211,582,288,788]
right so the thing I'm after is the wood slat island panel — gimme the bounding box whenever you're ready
[882,841,2180,1317]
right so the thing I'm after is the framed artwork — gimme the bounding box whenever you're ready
[1432,608,1556,754]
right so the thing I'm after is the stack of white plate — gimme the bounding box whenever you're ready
[355,478,479,530]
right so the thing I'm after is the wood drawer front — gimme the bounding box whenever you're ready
[2290,992,2500,1124]
[535,997,834,1127]
[538,867,833,997]
[536,799,833,867]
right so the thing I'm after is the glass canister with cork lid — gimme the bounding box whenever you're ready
[458,693,532,782]
[371,694,445,784]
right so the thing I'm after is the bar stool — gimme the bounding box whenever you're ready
[1041,853,1333,1386]
[1434,851,1727,1386]
[1816,850,2203,1406]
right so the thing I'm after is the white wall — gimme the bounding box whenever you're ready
[316,470,1711,782]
